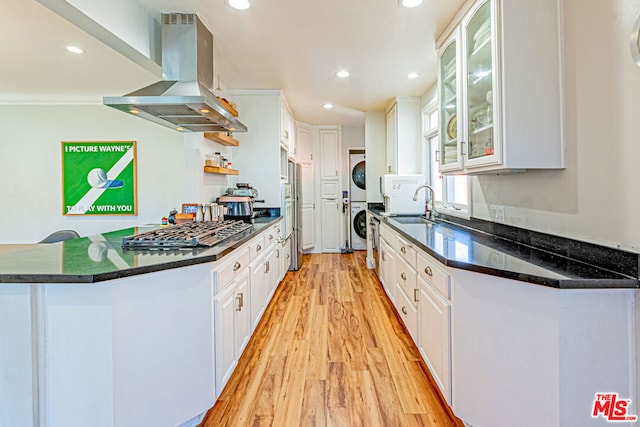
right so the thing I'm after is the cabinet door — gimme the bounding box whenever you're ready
[418,278,451,404]
[300,165,315,250]
[265,248,277,301]
[287,110,296,159]
[214,285,236,394]
[438,31,464,172]
[319,128,340,180]
[296,124,313,164]
[320,198,341,253]
[385,104,398,174]
[397,281,418,344]
[249,256,265,332]
[462,0,500,168]
[280,100,289,148]
[301,205,315,250]
[380,238,396,305]
[235,271,251,357]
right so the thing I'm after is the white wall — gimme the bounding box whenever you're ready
[469,0,640,252]
[0,105,192,243]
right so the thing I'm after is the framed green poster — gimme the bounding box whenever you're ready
[62,141,137,216]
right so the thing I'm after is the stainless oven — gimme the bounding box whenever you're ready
[369,216,380,278]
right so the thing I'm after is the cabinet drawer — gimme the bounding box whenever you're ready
[213,246,250,294]
[396,255,418,307]
[396,281,418,344]
[249,235,266,260]
[417,252,450,300]
[380,224,396,250]
[396,234,417,268]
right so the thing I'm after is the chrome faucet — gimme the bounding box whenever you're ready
[412,184,437,221]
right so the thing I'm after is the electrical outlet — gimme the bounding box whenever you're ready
[490,204,505,223]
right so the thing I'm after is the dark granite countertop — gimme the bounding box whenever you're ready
[369,209,638,289]
[0,216,282,284]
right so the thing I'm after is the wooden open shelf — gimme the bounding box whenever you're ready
[204,132,239,147]
[204,166,239,175]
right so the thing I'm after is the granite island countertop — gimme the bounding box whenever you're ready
[0,216,282,284]
[369,210,639,289]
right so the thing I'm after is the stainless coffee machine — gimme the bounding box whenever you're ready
[217,183,264,223]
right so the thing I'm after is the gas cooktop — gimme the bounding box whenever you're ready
[122,220,253,249]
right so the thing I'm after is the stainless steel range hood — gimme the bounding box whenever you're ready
[104,14,247,133]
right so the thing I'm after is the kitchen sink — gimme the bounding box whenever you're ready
[391,216,436,225]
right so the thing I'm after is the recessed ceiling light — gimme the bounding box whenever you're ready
[200,108,210,113]
[228,0,250,10]
[336,70,350,78]
[399,0,423,8]
[66,45,85,54]
[323,103,334,109]
[176,126,185,131]
[130,109,140,115]
[408,72,419,79]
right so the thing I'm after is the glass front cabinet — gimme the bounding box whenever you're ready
[437,0,565,175]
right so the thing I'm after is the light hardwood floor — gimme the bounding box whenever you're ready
[201,252,462,427]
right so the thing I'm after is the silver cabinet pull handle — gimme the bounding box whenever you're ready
[401,272,407,280]
[401,246,406,254]
[269,235,274,240]
[276,249,280,258]
[402,306,408,315]
[425,266,433,276]
[236,293,244,311]
[233,262,241,271]
[414,288,419,302]
[256,244,262,252]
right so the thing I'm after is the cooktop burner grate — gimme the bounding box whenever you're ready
[122,220,253,249]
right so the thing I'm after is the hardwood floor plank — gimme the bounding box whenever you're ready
[272,339,309,425]
[307,303,328,381]
[300,380,327,426]
[346,370,384,427]
[326,362,347,408]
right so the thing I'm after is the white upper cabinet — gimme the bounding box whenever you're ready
[280,98,295,156]
[296,123,313,165]
[386,97,421,174]
[437,0,564,174]
[319,128,341,180]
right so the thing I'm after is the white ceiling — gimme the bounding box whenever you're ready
[0,0,464,126]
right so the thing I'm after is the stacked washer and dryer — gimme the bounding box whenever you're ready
[349,153,367,250]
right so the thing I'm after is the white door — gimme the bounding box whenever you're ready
[300,164,315,250]
[234,271,251,357]
[265,248,277,300]
[296,124,313,164]
[249,256,265,332]
[214,285,236,395]
[319,128,340,180]
[418,278,451,403]
[321,198,341,252]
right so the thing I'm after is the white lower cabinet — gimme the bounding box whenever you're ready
[418,276,451,404]
[320,198,341,252]
[235,271,251,356]
[396,281,419,342]
[379,224,453,406]
[249,254,266,332]
[213,281,240,395]
[379,237,396,305]
[212,220,284,396]
[265,247,277,300]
